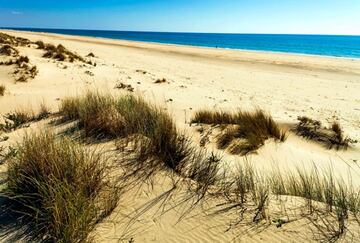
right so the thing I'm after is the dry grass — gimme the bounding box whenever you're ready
[295,116,350,149]
[0,104,51,132]
[42,43,86,63]
[115,82,134,92]
[0,44,19,56]
[59,91,193,172]
[0,84,5,96]
[0,109,35,131]
[1,132,119,242]
[0,54,38,82]
[154,78,167,84]
[191,109,287,155]
[35,40,45,49]
[59,91,125,138]
[0,32,30,46]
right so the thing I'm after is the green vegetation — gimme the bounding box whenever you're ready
[59,91,193,171]
[191,109,287,155]
[295,116,350,149]
[1,132,118,242]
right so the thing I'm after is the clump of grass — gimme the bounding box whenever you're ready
[115,82,134,92]
[59,91,193,172]
[0,44,19,56]
[154,78,167,84]
[59,91,125,138]
[1,132,119,242]
[15,55,29,65]
[1,55,38,82]
[36,102,51,120]
[185,152,222,198]
[43,43,86,63]
[295,116,350,149]
[0,32,30,46]
[0,84,5,96]
[191,109,287,155]
[0,104,52,132]
[115,95,193,171]
[0,109,35,131]
[35,40,45,49]
[191,110,238,124]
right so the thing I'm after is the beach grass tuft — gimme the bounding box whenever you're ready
[295,116,350,149]
[1,132,119,242]
[59,91,193,172]
[191,109,287,154]
[0,84,5,96]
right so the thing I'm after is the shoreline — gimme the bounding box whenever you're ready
[3,29,360,76]
[1,27,360,242]
[3,28,360,61]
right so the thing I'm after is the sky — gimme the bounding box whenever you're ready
[0,0,359,35]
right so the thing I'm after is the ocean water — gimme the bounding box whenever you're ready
[3,28,360,59]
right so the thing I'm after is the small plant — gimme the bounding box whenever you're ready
[36,102,51,120]
[191,109,287,155]
[1,132,119,242]
[0,44,18,56]
[1,109,34,131]
[115,82,134,92]
[154,78,167,84]
[86,52,95,57]
[295,116,350,149]
[35,40,45,49]
[15,55,29,64]
[42,43,86,63]
[0,84,5,96]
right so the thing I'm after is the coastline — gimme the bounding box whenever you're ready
[1,28,360,242]
[3,28,360,60]
[3,28,360,76]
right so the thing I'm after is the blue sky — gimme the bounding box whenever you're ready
[0,0,359,35]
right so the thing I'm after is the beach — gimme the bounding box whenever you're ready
[1,29,360,242]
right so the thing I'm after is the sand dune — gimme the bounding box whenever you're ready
[0,29,360,242]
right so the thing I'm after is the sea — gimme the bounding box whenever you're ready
[2,28,360,59]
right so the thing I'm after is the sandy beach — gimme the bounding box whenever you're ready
[1,29,360,242]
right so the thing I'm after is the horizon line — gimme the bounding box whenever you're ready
[1,26,360,37]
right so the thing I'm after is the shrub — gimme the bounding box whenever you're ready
[191,109,287,154]
[295,117,349,149]
[86,52,95,57]
[42,43,86,63]
[1,132,119,242]
[154,78,167,84]
[1,109,34,131]
[0,44,18,56]
[35,40,45,49]
[15,55,29,65]
[0,84,5,96]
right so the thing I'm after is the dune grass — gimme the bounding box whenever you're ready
[59,91,193,172]
[0,104,51,132]
[42,43,86,63]
[295,116,350,149]
[59,92,124,138]
[1,132,118,242]
[191,109,287,155]
[0,44,19,56]
[0,84,5,96]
